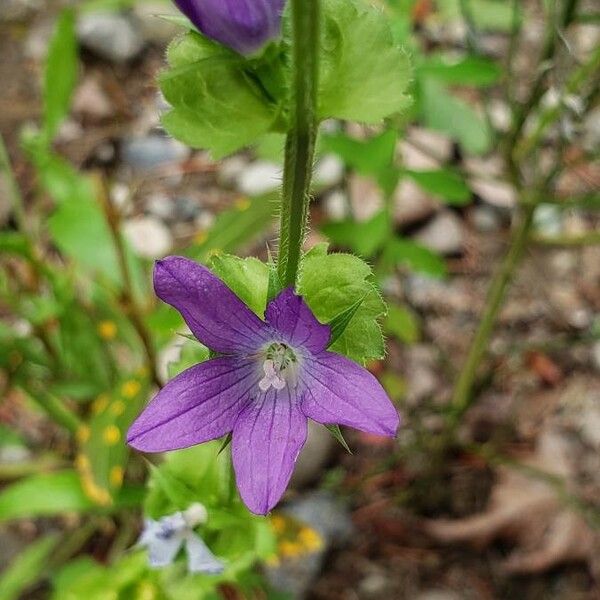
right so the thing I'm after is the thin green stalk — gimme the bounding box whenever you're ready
[507,0,580,152]
[99,179,161,388]
[515,44,600,160]
[450,203,537,420]
[0,131,27,232]
[277,0,321,287]
[505,0,522,109]
[533,231,600,247]
[22,385,82,434]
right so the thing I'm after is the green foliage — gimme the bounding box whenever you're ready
[187,194,276,262]
[43,9,78,142]
[210,255,270,316]
[50,553,154,600]
[418,54,502,86]
[319,0,411,123]
[167,339,211,379]
[160,32,280,159]
[418,78,492,154]
[75,372,148,506]
[327,296,365,348]
[144,443,276,578]
[298,247,386,363]
[0,535,58,600]
[159,0,412,157]
[321,130,399,193]
[405,168,471,205]
[382,237,448,278]
[437,0,517,32]
[384,303,421,344]
[321,210,391,258]
[0,471,143,523]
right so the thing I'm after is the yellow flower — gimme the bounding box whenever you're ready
[270,514,286,534]
[103,425,121,445]
[92,394,109,415]
[298,527,323,552]
[76,426,90,444]
[109,465,124,487]
[110,401,125,417]
[75,453,90,471]
[194,230,208,245]
[98,320,117,340]
[121,380,141,399]
[81,472,111,506]
[265,555,280,567]
[234,196,250,211]
[278,540,303,558]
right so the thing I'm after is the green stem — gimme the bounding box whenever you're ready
[507,0,579,153]
[277,0,321,287]
[0,131,27,233]
[533,231,600,247]
[450,203,537,419]
[515,44,600,160]
[99,179,161,388]
[22,385,82,434]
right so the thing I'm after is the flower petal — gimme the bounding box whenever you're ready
[184,533,225,574]
[265,288,330,354]
[154,256,270,354]
[232,388,307,515]
[173,0,286,55]
[301,352,400,437]
[128,357,258,452]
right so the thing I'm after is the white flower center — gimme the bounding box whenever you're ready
[258,343,298,391]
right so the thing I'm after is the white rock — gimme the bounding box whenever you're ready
[73,76,114,119]
[237,161,281,196]
[349,174,383,221]
[413,210,465,255]
[324,190,348,221]
[290,422,335,489]
[123,216,173,259]
[471,205,503,233]
[122,135,190,171]
[393,178,437,226]
[314,154,344,187]
[401,127,453,167]
[469,178,517,209]
[77,13,144,63]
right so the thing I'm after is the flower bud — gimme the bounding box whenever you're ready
[183,502,208,527]
[173,0,286,55]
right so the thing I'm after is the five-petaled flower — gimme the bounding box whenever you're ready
[172,0,286,55]
[138,502,224,574]
[128,256,399,515]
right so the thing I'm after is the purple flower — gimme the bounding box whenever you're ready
[128,256,399,515]
[172,0,286,55]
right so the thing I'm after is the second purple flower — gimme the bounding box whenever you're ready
[128,256,399,515]
[172,0,286,55]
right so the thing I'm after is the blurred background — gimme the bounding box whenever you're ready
[1,0,599,598]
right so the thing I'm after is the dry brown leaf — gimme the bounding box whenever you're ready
[424,429,597,574]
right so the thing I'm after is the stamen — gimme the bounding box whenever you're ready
[258,343,298,391]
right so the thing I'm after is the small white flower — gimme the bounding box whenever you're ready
[138,503,224,574]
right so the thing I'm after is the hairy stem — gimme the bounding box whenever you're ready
[277,0,320,287]
[450,203,537,420]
